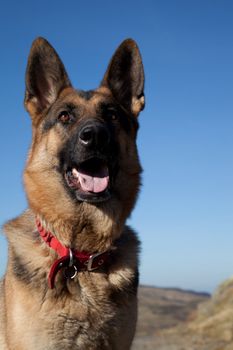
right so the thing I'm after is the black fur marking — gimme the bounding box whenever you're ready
[12,250,46,287]
[77,90,95,100]
[98,102,138,134]
[59,130,119,203]
[131,268,139,295]
[58,115,119,191]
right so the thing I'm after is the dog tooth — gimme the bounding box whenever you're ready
[72,168,79,179]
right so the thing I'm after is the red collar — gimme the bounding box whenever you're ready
[36,219,110,289]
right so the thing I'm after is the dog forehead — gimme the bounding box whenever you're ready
[59,86,113,113]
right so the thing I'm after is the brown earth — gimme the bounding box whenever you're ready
[133,280,233,350]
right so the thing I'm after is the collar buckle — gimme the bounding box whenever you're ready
[36,219,110,288]
[86,251,108,271]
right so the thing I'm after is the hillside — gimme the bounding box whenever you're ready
[132,285,210,349]
[188,277,233,349]
[133,280,233,349]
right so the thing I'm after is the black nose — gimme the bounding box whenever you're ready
[79,123,110,149]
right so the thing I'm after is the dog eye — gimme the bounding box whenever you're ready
[106,109,118,121]
[58,111,72,124]
[111,114,117,121]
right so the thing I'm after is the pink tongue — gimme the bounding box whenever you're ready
[72,168,109,193]
[79,173,109,193]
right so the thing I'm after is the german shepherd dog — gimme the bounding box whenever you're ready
[0,37,145,349]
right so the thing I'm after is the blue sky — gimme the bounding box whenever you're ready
[0,0,232,293]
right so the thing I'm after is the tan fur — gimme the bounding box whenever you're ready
[132,95,145,117]
[1,211,139,349]
[0,37,144,349]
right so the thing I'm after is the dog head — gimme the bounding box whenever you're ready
[24,38,145,236]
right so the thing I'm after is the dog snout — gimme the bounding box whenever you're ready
[79,123,110,149]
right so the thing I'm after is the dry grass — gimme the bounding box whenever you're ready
[132,282,233,350]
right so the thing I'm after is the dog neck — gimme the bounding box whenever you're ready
[35,206,123,254]
[36,218,111,289]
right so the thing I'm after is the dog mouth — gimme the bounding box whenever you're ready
[65,158,111,203]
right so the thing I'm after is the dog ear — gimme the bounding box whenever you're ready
[101,39,145,117]
[24,37,71,118]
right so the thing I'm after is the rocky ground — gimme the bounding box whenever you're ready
[132,279,233,350]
